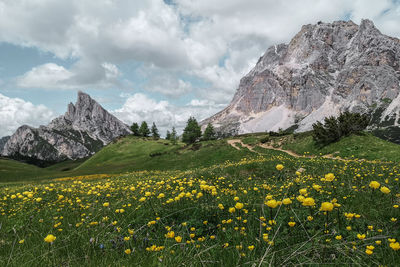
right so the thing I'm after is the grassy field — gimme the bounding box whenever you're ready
[0,136,253,182]
[264,131,400,162]
[0,134,399,266]
[76,136,252,174]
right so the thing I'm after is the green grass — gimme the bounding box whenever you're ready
[76,136,253,174]
[0,157,53,182]
[0,136,254,182]
[2,132,400,183]
[1,144,399,266]
[0,158,88,183]
[280,132,400,162]
[1,133,400,265]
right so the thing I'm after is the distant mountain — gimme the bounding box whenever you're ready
[1,91,131,165]
[202,19,400,141]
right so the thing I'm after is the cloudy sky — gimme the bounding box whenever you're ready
[1,0,400,137]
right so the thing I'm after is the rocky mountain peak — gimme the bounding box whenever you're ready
[202,19,400,139]
[359,19,378,33]
[1,91,132,163]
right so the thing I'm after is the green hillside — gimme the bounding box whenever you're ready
[0,136,253,182]
[1,133,399,266]
[2,133,400,183]
[75,136,253,174]
[279,132,400,162]
[0,157,52,182]
[0,157,87,183]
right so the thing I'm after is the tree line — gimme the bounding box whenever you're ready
[130,117,216,145]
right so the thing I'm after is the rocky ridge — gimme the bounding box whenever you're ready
[1,91,131,164]
[202,19,400,138]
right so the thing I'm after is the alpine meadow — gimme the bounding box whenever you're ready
[1,1,400,266]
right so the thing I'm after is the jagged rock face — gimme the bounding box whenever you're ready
[202,19,400,136]
[49,91,131,145]
[2,92,131,162]
[0,136,10,153]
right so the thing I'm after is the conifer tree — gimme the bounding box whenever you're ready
[139,121,150,137]
[202,123,216,141]
[312,111,369,146]
[130,122,140,136]
[171,127,178,145]
[151,122,160,140]
[166,130,171,140]
[182,117,201,144]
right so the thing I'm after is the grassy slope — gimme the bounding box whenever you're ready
[0,158,88,183]
[281,132,400,162]
[1,137,399,265]
[76,136,252,174]
[0,136,253,182]
[2,132,400,183]
[0,157,52,182]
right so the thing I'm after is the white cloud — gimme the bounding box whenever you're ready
[113,93,224,135]
[17,63,74,89]
[1,0,400,131]
[0,93,55,137]
[4,0,400,96]
[145,75,193,97]
[17,62,122,89]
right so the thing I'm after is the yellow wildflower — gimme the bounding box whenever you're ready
[44,234,56,243]
[320,202,334,212]
[325,173,335,182]
[276,164,284,171]
[380,186,390,194]
[302,197,315,207]
[369,181,380,189]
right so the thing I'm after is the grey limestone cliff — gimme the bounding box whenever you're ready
[0,136,10,153]
[202,19,400,137]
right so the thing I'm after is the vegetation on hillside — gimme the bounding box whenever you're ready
[280,132,400,162]
[182,117,202,144]
[312,112,370,146]
[0,145,399,266]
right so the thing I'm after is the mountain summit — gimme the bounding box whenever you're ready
[1,92,131,164]
[202,19,400,139]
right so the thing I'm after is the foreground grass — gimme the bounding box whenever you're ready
[0,149,399,266]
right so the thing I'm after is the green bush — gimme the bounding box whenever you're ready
[312,111,370,146]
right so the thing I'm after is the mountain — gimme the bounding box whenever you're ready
[1,91,131,165]
[202,19,400,138]
[0,136,10,152]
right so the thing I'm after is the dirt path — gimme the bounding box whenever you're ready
[227,139,257,152]
[227,139,387,164]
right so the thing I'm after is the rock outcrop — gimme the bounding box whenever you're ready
[1,91,131,163]
[0,136,10,152]
[202,19,400,137]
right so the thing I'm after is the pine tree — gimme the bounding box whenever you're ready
[139,121,150,137]
[312,112,370,146]
[202,123,216,141]
[151,122,160,140]
[130,122,140,136]
[182,117,202,144]
[171,127,178,145]
[166,130,171,140]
